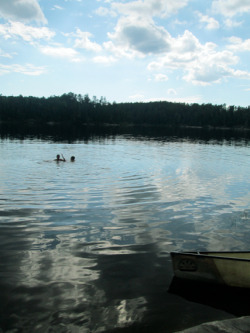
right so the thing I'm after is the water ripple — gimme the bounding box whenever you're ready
[0,137,249,332]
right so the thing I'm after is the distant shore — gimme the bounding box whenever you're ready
[1,120,250,132]
[1,93,250,130]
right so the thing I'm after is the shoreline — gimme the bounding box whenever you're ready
[0,120,250,132]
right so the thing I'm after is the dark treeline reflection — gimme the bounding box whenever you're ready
[0,93,250,130]
[1,122,250,145]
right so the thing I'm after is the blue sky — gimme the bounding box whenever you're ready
[0,0,250,106]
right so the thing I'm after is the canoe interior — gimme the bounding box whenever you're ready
[170,251,250,288]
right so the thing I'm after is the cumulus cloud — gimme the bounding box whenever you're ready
[108,16,171,55]
[73,29,102,52]
[183,62,232,85]
[0,0,46,23]
[105,2,202,58]
[64,29,102,52]
[174,30,201,53]
[103,40,142,59]
[102,0,250,87]
[198,13,220,30]
[187,57,239,85]
[212,0,250,16]
[147,30,249,86]
[0,21,55,43]
[104,0,249,87]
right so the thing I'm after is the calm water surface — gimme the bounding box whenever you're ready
[0,132,250,332]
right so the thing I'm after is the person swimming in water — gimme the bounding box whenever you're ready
[70,156,75,162]
[54,154,66,162]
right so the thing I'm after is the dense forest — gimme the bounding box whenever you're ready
[0,92,250,129]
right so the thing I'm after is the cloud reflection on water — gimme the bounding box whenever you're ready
[0,135,249,332]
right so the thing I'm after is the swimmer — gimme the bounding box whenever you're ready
[54,154,66,162]
[70,156,75,162]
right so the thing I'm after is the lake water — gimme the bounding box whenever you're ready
[0,127,250,332]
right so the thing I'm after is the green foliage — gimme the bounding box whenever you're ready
[0,93,249,129]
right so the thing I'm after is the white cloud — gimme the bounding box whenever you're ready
[0,48,12,58]
[181,49,249,85]
[154,73,168,81]
[0,63,46,76]
[107,16,203,58]
[129,93,145,101]
[212,0,250,17]
[183,62,232,85]
[230,69,250,79]
[73,29,102,52]
[227,36,250,52]
[105,5,249,87]
[166,95,202,104]
[0,22,55,43]
[136,95,201,103]
[103,40,142,59]
[224,18,243,27]
[52,5,64,11]
[111,0,190,19]
[40,46,82,62]
[147,30,250,86]
[95,6,117,17]
[167,88,177,95]
[93,55,116,64]
[0,0,46,23]
[108,16,171,55]
[198,13,220,30]
[174,30,201,53]
[171,19,188,27]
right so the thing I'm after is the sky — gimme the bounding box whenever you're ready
[0,0,250,106]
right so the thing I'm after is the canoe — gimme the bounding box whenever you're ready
[170,251,250,288]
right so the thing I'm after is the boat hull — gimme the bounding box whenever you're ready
[170,251,250,288]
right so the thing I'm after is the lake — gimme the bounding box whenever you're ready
[0,126,250,332]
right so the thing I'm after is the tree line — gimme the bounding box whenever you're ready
[0,92,250,129]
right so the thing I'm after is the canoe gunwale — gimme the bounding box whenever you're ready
[170,251,250,263]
